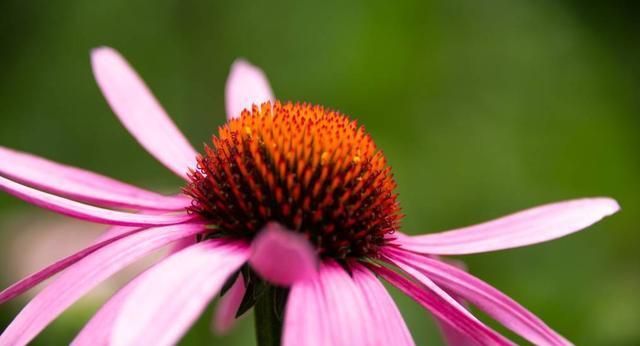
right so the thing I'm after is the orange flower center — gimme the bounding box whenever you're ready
[185,101,401,259]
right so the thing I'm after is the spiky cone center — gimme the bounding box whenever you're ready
[185,101,402,259]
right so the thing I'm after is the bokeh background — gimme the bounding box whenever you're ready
[1,0,638,345]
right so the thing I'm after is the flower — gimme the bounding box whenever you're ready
[0,46,619,346]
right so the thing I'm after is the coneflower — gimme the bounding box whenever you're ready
[0,47,619,346]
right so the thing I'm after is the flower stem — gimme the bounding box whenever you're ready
[254,285,286,346]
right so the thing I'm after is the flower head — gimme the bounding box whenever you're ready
[0,46,619,346]
[186,101,401,259]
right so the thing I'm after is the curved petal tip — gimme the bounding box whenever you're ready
[248,222,318,286]
[597,197,620,215]
[225,59,274,120]
[91,46,115,58]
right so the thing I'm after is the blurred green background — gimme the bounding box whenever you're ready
[0,0,638,345]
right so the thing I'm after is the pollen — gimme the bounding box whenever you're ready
[184,101,402,259]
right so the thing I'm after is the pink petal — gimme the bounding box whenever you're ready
[431,260,477,346]
[213,274,246,335]
[284,261,384,346]
[0,223,205,346]
[72,273,145,346]
[0,227,142,304]
[437,321,477,346]
[73,235,202,346]
[385,248,571,346]
[94,225,143,243]
[396,198,620,255]
[0,176,194,226]
[0,146,188,210]
[225,59,274,120]
[350,264,415,346]
[92,209,170,243]
[110,240,249,346]
[248,222,318,286]
[91,47,197,179]
[283,270,331,345]
[372,264,514,346]
[75,220,197,345]
[167,236,197,255]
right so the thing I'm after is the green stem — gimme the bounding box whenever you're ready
[254,286,284,346]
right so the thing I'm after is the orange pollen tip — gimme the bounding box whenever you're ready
[184,101,402,259]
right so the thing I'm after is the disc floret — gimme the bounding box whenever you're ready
[185,101,401,259]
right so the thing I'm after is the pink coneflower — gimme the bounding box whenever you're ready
[0,47,619,346]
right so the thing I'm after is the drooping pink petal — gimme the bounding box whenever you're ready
[91,47,197,179]
[0,146,188,210]
[431,259,477,346]
[94,225,143,243]
[0,227,142,304]
[372,264,515,346]
[249,222,318,286]
[395,198,619,255]
[0,176,194,226]
[92,209,171,243]
[225,59,274,119]
[167,235,197,255]
[71,273,145,346]
[73,236,202,346]
[284,261,386,346]
[283,269,331,346]
[350,264,415,346]
[213,274,246,335]
[0,223,205,346]
[385,248,571,346]
[110,239,249,346]
[437,320,477,346]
